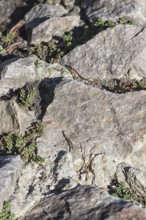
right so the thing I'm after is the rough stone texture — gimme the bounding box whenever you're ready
[46,0,61,4]
[0,155,24,210]
[0,0,22,26]
[39,79,146,166]
[20,185,146,220]
[26,15,81,44]
[39,79,146,187]
[10,80,146,217]
[81,0,146,25]
[62,0,76,10]
[0,56,72,97]
[61,25,146,81]
[2,2,146,220]
[116,163,146,196]
[25,4,68,44]
[25,4,68,28]
[0,100,34,134]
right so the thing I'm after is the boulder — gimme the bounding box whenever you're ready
[39,79,146,189]
[0,100,34,134]
[0,0,22,27]
[25,3,80,44]
[0,56,72,97]
[25,4,68,28]
[61,25,146,81]
[81,0,146,25]
[0,155,24,210]
[21,185,146,220]
[26,15,81,44]
[10,79,146,217]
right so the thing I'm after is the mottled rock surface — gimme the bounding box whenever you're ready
[25,4,68,27]
[21,185,146,220]
[10,79,146,217]
[0,100,34,134]
[1,1,146,219]
[62,0,76,10]
[81,0,146,24]
[25,4,80,44]
[0,0,22,26]
[0,56,72,97]
[61,25,146,81]
[27,15,81,44]
[0,155,24,210]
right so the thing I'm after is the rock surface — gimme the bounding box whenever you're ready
[1,1,146,219]
[25,3,73,44]
[27,15,81,44]
[39,79,146,184]
[61,24,146,81]
[21,185,146,220]
[0,100,34,134]
[25,4,68,27]
[0,56,72,97]
[9,79,146,217]
[0,0,22,27]
[81,0,146,24]
[63,0,76,10]
[0,155,24,210]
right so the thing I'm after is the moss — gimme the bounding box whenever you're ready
[0,201,15,220]
[111,179,146,207]
[0,122,45,164]
[17,87,37,109]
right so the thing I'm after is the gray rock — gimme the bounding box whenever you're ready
[0,100,34,134]
[25,4,68,44]
[20,185,146,220]
[39,80,146,187]
[25,4,68,28]
[26,15,81,44]
[61,25,146,81]
[0,56,72,97]
[0,0,22,27]
[10,79,146,217]
[62,0,75,10]
[0,155,24,210]
[81,0,146,25]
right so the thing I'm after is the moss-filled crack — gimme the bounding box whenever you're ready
[0,121,45,164]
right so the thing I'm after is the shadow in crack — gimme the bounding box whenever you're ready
[0,155,15,168]
[37,77,64,120]
[54,178,71,194]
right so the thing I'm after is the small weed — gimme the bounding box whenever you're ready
[93,17,132,28]
[62,31,73,47]
[111,179,146,206]
[17,87,37,109]
[118,17,133,25]
[0,31,15,56]
[0,201,15,220]
[0,45,5,55]
[0,31,15,44]
[93,17,116,28]
[0,122,45,163]
[93,17,105,27]
[1,32,15,44]
[29,39,65,63]
[112,181,136,200]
